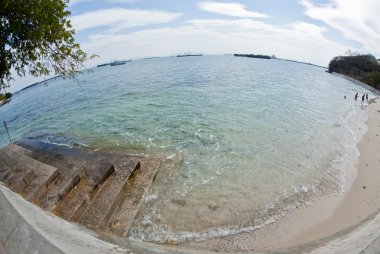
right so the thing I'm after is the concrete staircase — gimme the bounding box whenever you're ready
[0,140,161,238]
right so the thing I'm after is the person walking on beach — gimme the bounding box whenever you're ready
[362,94,365,104]
[366,93,368,102]
[355,92,358,101]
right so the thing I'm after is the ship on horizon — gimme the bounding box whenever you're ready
[176,52,203,57]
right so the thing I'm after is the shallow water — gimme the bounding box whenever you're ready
[0,56,373,241]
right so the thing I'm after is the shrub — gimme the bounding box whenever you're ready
[4,92,12,99]
[367,71,380,89]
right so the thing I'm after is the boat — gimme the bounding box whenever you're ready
[176,52,203,57]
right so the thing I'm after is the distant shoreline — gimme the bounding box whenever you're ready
[13,55,328,94]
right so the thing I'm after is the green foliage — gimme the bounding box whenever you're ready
[4,92,12,99]
[366,71,380,89]
[328,53,380,90]
[328,55,380,74]
[0,0,93,90]
[0,94,4,101]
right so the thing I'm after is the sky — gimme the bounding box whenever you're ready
[9,0,380,92]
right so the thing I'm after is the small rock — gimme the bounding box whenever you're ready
[208,202,219,211]
[363,186,366,189]
[164,239,176,245]
[181,172,189,178]
[172,199,186,206]
[297,164,301,167]
[366,164,369,166]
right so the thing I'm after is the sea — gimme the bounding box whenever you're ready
[0,55,373,242]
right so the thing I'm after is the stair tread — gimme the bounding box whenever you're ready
[54,179,94,221]
[107,158,161,237]
[79,160,139,231]
[16,141,117,188]
[0,160,12,181]
[0,144,58,199]
[38,174,81,210]
[10,143,86,178]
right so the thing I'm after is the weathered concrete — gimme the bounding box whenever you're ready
[107,158,161,237]
[54,178,94,221]
[0,184,129,254]
[0,160,12,182]
[0,144,59,202]
[0,140,162,251]
[0,240,9,254]
[0,147,55,196]
[79,161,139,231]
[308,211,380,254]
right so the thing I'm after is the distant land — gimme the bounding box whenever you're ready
[14,55,332,93]
[233,53,327,69]
[234,54,271,59]
[279,58,327,69]
[16,75,62,94]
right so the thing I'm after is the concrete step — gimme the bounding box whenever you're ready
[38,164,115,212]
[53,178,94,221]
[106,158,161,237]
[0,152,22,184]
[38,174,81,211]
[0,147,34,192]
[1,141,163,238]
[9,169,36,194]
[16,141,115,188]
[10,143,87,182]
[0,144,58,200]
[0,159,12,182]
[78,160,140,231]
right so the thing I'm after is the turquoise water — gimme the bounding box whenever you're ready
[0,56,372,241]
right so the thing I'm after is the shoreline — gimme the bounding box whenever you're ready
[181,98,380,252]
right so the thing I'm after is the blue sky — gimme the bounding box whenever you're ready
[10,0,380,92]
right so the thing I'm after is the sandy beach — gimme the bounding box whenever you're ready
[181,98,380,253]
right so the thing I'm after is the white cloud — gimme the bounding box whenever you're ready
[70,8,182,32]
[197,1,268,18]
[299,0,380,55]
[81,18,350,67]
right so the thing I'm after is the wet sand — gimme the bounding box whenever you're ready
[181,98,380,253]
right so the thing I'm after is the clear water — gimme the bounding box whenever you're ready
[0,56,372,241]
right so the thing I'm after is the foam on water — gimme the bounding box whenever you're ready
[0,56,374,242]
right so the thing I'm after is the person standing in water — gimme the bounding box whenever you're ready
[362,94,365,104]
[366,93,369,102]
[355,92,359,101]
